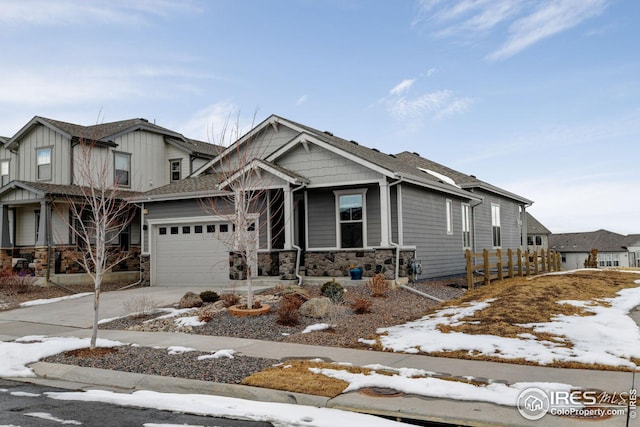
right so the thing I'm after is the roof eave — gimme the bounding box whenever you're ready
[396,173,482,202]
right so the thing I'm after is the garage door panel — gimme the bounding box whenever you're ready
[154,222,232,287]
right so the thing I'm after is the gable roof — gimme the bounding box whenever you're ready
[4,116,222,158]
[196,114,531,204]
[526,212,552,235]
[549,229,630,253]
[134,174,225,202]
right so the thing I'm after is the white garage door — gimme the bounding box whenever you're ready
[154,222,232,287]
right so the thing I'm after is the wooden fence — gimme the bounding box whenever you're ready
[465,248,562,289]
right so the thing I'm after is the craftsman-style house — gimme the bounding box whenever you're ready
[1,114,533,286]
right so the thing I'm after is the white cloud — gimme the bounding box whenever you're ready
[0,0,201,27]
[414,0,609,60]
[389,79,416,96]
[295,95,308,106]
[425,67,437,77]
[386,89,473,121]
[487,0,608,61]
[179,102,260,143]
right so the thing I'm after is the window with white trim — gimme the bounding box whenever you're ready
[446,199,453,235]
[36,147,52,181]
[462,203,471,248]
[336,190,366,248]
[114,152,131,186]
[170,159,181,182]
[0,160,9,186]
[491,203,501,247]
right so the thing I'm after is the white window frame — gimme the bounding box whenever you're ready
[0,160,9,186]
[36,147,52,181]
[334,189,367,249]
[491,203,501,248]
[446,199,453,235]
[170,159,181,182]
[114,151,131,187]
[461,202,471,248]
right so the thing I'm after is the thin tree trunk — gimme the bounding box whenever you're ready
[90,273,102,349]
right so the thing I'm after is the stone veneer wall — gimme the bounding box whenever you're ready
[304,249,416,280]
[140,254,150,286]
[233,250,298,280]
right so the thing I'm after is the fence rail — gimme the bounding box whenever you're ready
[465,248,562,289]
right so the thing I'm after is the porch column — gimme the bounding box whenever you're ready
[283,186,293,250]
[36,200,48,246]
[379,180,390,247]
[0,204,11,248]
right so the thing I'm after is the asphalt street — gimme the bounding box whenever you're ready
[0,379,274,427]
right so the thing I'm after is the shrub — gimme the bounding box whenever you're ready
[367,273,389,298]
[123,293,159,318]
[220,293,240,308]
[0,268,36,296]
[200,290,220,303]
[321,279,344,303]
[276,297,300,326]
[351,298,373,314]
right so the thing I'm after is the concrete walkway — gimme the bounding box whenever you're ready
[0,286,637,427]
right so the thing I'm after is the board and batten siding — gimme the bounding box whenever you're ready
[112,131,167,192]
[17,126,72,186]
[401,184,467,279]
[277,144,382,186]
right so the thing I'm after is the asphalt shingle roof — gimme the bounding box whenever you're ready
[3,180,142,199]
[549,229,630,253]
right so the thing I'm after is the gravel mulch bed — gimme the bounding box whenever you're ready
[42,345,278,384]
[30,279,467,387]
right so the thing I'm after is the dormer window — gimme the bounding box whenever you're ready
[36,147,52,181]
[114,152,131,187]
[170,159,181,182]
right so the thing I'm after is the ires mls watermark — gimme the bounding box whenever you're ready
[517,387,636,421]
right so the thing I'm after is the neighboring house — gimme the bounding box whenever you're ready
[549,229,638,270]
[135,114,533,287]
[0,116,221,283]
[526,212,551,251]
[625,235,640,268]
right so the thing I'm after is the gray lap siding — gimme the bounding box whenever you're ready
[472,190,523,251]
[401,184,466,279]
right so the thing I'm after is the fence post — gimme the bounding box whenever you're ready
[540,248,546,273]
[507,248,514,278]
[496,248,503,281]
[483,248,490,286]
[533,249,539,275]
[548,250,554,272]
[517,248,523,276]
[556,251,562,271]
[465,249,474,290]
[525,250,532,276]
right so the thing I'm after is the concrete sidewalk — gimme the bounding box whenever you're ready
[0,287,637,426]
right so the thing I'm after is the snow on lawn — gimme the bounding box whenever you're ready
[20,293,93,307]
[46,389,412,427]
[98,307,196,325]
[378,281,640,368]
[0,336,123,377]
[310,366,572,407]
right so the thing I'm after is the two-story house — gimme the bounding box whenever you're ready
[0,116,221,283]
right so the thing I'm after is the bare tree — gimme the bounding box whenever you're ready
[59,140,135,348]
[201,114,283,310]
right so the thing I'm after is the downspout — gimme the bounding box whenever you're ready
[290,183,306,286]
[387,178,403,286]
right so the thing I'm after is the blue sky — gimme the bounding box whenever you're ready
[1,0,638,234]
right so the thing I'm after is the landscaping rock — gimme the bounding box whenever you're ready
[178,292,203,309]
[299,297,332,319]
